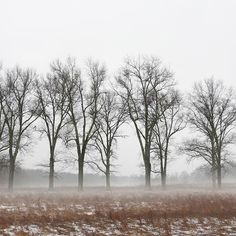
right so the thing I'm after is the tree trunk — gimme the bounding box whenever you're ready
[161,154,167,189]
[106,166,111,191]
[49,151,55,191]
[106,172,111,191]
[78,157,84,191]
[217,166,222,188]
[211,167,217,188]
[8,158,15,192]
[145,162,151,190]
[211,142,217,188]
[161,172,166,189]
[105,153,111,190]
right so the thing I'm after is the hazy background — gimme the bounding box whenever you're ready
[0,0,236,176]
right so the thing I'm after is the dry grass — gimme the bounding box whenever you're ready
[0,187,236,235]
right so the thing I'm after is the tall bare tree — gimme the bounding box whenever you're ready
[117,56,174,189]
[184,78,236,188]
[152,90,185,188]
[64,59,105,191]
[0,67,39,191]
[35,61,69,191]
[89,91,127,190]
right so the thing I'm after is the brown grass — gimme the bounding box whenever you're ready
[0,188,236,235]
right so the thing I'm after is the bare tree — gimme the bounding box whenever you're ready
[0,67,39,191]
[89,91,127,190]
[116,56,174,189]
[35,61,69,191]
[152,90,185,188]
[184,78,236,188]
[64,59,105,191]
[181,138,218,187]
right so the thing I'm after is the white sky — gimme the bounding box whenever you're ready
[1,0,236,176]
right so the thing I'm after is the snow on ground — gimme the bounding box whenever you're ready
[2,218,236,235]
[0,188,236,235]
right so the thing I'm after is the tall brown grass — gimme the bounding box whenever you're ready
[0,189,236,235]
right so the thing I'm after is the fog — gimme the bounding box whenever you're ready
[1,0,236,186]
[0,0,236,178]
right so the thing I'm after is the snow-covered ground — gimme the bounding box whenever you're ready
[0,188,236,235]
[2,218,236,235]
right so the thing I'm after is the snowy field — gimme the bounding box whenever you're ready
[0,187,236,235]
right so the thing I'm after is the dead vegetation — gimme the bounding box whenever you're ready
[0,188,236,235]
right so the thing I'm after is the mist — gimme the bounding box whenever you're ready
[1,0,236,235]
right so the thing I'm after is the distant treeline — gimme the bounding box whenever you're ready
[0,56,236,191]
[1,165,236,189]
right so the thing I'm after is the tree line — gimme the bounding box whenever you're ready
[0,56,235,192]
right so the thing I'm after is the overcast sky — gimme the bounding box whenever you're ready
[1,0,236,176]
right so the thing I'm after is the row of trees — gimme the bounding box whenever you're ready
[0,56,235,191]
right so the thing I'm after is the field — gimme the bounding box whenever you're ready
[0,186,236,235]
